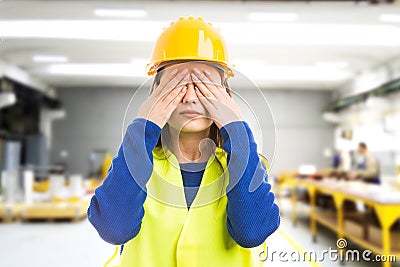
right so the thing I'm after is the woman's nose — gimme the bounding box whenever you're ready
[182,82,198,103]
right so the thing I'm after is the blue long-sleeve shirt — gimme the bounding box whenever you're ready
[87,118,280,248]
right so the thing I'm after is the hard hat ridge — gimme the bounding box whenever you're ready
[146,16,233,77]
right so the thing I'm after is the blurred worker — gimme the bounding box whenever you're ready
[329,149,345,179]
[87,17,280,267]
[333,149,342,169]
[347,142,380,184]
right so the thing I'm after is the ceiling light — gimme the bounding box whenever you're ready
[380,14,400,23]
[0,20,159,41]
[130,58,149,66]
[238,65,352,81]
[248,12,298,22]
[219,22,400,46]
[33,55,68,63]
[39,62,351,82]
[2,20,400,46]
[315,61,349,68]
[234,59,264,69]
[94,9,146,18]
[44,63,146,77]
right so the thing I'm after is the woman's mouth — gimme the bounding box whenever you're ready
[179,110,202,118]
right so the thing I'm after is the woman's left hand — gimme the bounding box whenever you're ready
[191,68,243,129]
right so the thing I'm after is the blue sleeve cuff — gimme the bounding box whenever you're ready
[220,121,255,154]
[130,118,162,153]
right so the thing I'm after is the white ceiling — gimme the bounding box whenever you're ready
[1,1,400,90]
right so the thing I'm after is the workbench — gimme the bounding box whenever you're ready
[0,202,23,222]
[290,178,400,267]
[20,198,90,222]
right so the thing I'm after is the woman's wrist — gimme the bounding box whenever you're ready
[133,117,162,131]
[129,118,162,152]
[220,120,252,147]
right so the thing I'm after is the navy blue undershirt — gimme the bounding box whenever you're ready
[180,162,207,208]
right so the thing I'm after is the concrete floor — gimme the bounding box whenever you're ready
[0,199,399,267]
[0,219,113,266]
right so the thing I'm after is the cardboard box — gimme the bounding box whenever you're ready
[369,225,400,251]
[344,219,364,239]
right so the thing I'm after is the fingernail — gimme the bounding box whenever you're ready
[193,68,201,75]
[191,73,198,80]
[182,69,189,74]
[181,86,187,93]
[170,69,178,76]
[204,70,211,76]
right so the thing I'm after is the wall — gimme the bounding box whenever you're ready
[51,87,335,176]
[51,87,133,176]
[262,90,334,173]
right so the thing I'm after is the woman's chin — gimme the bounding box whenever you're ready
[172,118,213,133]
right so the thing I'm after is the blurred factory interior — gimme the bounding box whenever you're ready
[1,0,400,266]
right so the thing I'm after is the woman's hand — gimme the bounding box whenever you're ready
[137,69,190,128]
[191,68,243,129]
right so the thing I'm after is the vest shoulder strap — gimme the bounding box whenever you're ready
[258,153,270,173]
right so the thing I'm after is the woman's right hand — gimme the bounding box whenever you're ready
[137,69,190,128]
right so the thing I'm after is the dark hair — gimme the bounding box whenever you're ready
[359,142,367,150]
[150,61,232,149]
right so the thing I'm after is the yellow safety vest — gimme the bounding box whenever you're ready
[105,146,267,267]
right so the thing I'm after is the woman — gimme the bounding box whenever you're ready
[88,17,280,267]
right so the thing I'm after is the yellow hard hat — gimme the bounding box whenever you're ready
[146,16,233,77]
